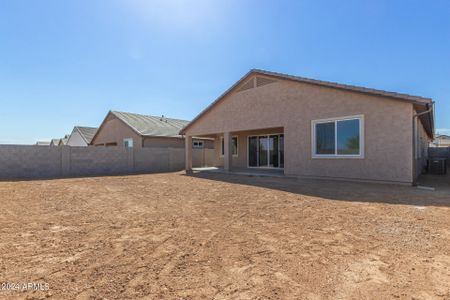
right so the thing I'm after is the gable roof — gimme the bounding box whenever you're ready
[91,111,190,144]
[112,111,189,137]
[74,126,98,144]
[180,69,433,135]
[50,138,60,146]
[58,136,69,146]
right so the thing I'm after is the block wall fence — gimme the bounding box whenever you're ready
[0,145,214,179]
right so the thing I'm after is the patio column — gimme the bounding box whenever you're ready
[223,132,232,171]
[185,135,193,174]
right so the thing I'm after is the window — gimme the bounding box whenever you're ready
[312,115,363,158]
[221,136,238,156]
[193,140,204,149]
[123,138,133,148]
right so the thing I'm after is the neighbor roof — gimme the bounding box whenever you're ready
[75,126,98,144]
[58,136,69,146]
[110,111,189,138]
[180,69,433,135]
[50,138,60,146]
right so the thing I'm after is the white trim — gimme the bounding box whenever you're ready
[311,114,364,159]
[123,138,133,148]
[247,133,284,169]
[220,135,238,157]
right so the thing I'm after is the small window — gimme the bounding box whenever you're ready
[193,140,204,149]
[123,138,133,148]
[221,136,238,156]
[312,115,363,158]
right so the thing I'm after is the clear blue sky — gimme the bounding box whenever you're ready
[0,0,448,144]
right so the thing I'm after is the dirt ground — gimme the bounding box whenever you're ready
[0,172,449,300]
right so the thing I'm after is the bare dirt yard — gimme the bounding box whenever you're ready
[1,172,450,300]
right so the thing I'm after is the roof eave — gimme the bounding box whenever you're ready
[180,69,432,135]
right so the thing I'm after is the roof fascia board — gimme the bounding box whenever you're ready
[180,69,432,135]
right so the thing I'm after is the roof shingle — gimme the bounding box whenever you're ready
[75,126,98,144]
[111,111,189,138]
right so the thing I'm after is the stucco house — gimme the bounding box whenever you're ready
[49,138,61,146]
[67,126,98,147]
[181,69,434,185]
[58,135,70,146]
[90,111,213,149]
[35,141,50,146]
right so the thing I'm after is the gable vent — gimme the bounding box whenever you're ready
[237,79,255,92]
[256,76,276,87]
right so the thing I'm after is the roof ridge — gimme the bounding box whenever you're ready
[180,68,433,135]
[111,110,189,123]
[251,68,432,102]
[109,111,188,138]
[75,125,97,129]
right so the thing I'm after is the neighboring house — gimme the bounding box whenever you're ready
[58,135,70,146]
[90,111,213,149]
[50,139,60,146]
[35,141,50,146]
[181,69,434,185]
[431,134,450,147]
[67,126,98,147]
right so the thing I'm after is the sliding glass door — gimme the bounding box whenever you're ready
[269,135,279,167]
[248,134,284,168]
[259,136,269,167]
[248,137,258,167]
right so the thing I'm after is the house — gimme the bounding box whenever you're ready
[35,141,50,146]
[90,111,213,148]
[58,135,70,146]
[66,126,98,147]
[431,134,450,147]
[180,69,434,185]
[49,139,60,146]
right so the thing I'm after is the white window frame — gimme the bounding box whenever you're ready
[123,138,133,148]
[311,115,364,159]
[220,136,238,157]
[193,140,204,149]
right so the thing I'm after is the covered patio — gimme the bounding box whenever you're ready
[191,166,285,178]
[184,127,285,174]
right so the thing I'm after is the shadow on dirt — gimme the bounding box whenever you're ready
[186,171,450,208]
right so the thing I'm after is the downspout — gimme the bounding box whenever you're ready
[412,102,434,186]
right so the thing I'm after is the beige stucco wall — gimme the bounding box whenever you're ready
[185,78,416,183]
[143,136,184,148]
[91,113,143,147]
[142,137,214,148]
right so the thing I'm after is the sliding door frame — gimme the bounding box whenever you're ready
[247,133,284,169]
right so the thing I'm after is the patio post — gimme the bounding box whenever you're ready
[185,135,193,173]
[224,132,232,171]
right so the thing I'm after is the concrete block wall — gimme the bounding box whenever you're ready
[429,147,450,159]
[0,145,215,179]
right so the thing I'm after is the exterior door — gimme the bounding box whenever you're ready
[258,136,268,167]
[269,135,279,167]
[248,134,284,168]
